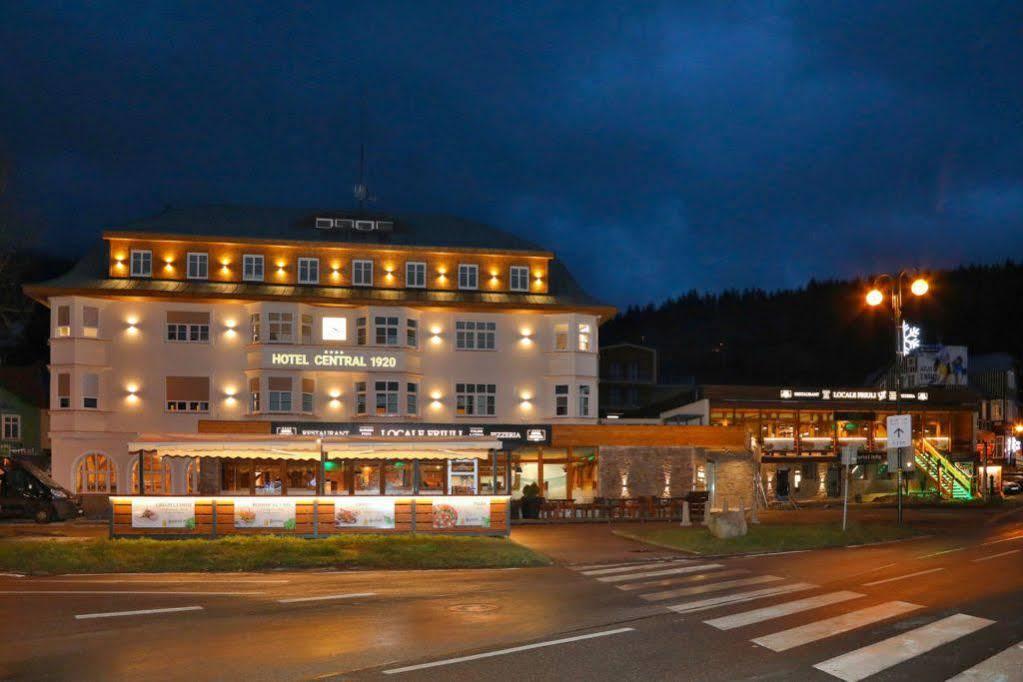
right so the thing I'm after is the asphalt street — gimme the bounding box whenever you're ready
[1,514,1022,681]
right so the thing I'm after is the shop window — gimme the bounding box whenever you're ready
[250,313,261,343]
[82,373,99,409]
[301,314,313,345]
[221,459,253,494]
[268,377,293,412]
[130,249,152,277]
[353,461,381,495]
[457,264,478,290]
[83,306,99,338]
[384,460,414,494]
[406,319,418,347]
[418,461,445,494]
[356,317,367,345]
[577,323,592,352]
[509,265,529,292]
[249,377,260,413]
[286,461,317,495]
[374,316,399,345]
[132,453,170,494]
[57,373,71,408]
[166,311,210,343]
[555,384,569,416]
[267,312,293,343]
[352,259,373,286]
[165,376,210,413]
[406,261,426,288]
[375,380,399,416]
[323,460,349,495]
[253,460,284,495]
[76,453,117,493]
[297,257,319,284]
[455,320,495,350]
[406,382,419,416]
[56,305,71,337]
[578,385,591,417]
[456,383,496,416]
[186,252,209,280]
[243,254,264,281]
[301,378,314,413]
[2,415,20,441]
[554,323,569,351]
[355,382,367,415]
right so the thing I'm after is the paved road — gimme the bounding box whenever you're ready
[1,515,1021,681]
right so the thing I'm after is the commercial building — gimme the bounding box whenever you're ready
[0,364,50,461]
[25,207,749,533]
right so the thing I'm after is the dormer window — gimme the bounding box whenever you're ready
[458,264,478,290]
[186,252,208,280]
[130,250,152,278]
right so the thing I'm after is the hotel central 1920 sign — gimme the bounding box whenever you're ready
[265,347,402,371]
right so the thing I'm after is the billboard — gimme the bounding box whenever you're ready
[904,345,968,388]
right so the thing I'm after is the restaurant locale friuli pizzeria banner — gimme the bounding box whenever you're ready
[334,499,395,529]
[432,498,491,529]
[234,499,297,529]
[131,499,196,529]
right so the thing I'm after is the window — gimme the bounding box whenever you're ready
[249,377,260,412]
[76,453,117,493]
[57,373,70,408]
[355,381,367,415]
[375,380,399,416]
[455,320,496,350]
[83,306,99,338]
[555,384,569,416]
[458,264,478,290]
[297,257,320,284]
[166,311,210,343]
[243,254,264,282]
[301,378,314,413]
[186,252,208,280]
[406,319,418,347]
[82,373,99,409]
[406,261,426,288]
[301,314,312,345]
[268,377,292,412]
[509,266,529,292]
[250,313,261,343]
[322,316,346,341]
[578,323,592,352]
[375,316,399,345]
[2,415,20,441]
[165,376,210,413]
[267,312,293,343]
[352,259,373,286]
[456,383,496,416]
[356,317,367,345]
[406,382,419,416]
[578,385,591,417]
[133,454,170,494]
[353,460,380,495]
[130,249,152,277]
[554,323,569,351]
[385,460,414,495]
[56,305,71,337]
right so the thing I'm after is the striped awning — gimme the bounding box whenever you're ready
[128,435,498,461]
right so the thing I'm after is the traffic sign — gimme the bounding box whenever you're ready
[886,414,912,449]
[841,444,858,466]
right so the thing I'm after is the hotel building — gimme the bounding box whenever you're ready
[27,207,747,535]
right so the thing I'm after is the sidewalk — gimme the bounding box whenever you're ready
[511,523,685,565]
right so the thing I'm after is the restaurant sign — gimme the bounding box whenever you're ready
[779,389,928,402]
[334,499,395,529]
[432,498,491,529]
[234,498,297,529]
[131,498,196,529]
[264,348,402,372]
[271,422,551,447]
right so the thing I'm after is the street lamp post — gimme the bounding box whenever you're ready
[866,272,929,525]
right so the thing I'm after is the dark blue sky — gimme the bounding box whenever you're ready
[2,2,1022,306]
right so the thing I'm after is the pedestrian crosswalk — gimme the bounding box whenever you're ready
[568,559,1011,680]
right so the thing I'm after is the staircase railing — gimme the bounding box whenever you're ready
[914,438,975,499]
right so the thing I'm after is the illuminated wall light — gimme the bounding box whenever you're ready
[125,384,140,403]
[125,316,139,334]
[164,257,175,271]
[519,329,534,346]
[429,390,444,409]
[429,325,443,345]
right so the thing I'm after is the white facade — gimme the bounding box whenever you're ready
[48,295,599,494]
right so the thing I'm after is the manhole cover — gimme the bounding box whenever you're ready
[447,603,500,613]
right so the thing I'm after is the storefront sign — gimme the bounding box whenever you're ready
[234,498,297,529]
[334,499,395,529]
[265,348,402,371]
[271,422,551,447]
[131,499,196,529]
[779,388,928,402]
[431,497,491,529]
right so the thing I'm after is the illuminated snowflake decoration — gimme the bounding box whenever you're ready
[901,321,921,356]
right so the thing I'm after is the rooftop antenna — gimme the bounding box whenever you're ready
[353,98,376,212]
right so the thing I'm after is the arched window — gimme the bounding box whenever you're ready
[131,452,171,494]
[75,453,117,493]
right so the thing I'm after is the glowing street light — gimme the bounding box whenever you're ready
[865,289,884,307]
[910,277,929,296]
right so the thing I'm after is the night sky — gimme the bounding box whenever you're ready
[2,2,1022,306]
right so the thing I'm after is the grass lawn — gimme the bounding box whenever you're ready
[614,523,923,556]
[0,534,549,575]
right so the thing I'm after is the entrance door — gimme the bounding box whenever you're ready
[776,469,790,499]
[827,466,841,497]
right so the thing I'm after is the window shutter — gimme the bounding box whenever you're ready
[268,377,292,391]
[302,378,314,393]
[166,311,211,324]
[165,377,210,401]
[249,377,260,393]
[57,373,71,397]
[57,306,70,326]
[82,373,99,396]
[83,306,99,327]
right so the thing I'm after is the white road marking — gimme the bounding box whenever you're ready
[862,567,944,586]
[581,560,693,576]
[705,591,864,631]
[641,575,782,601]
[981,533,1023,546]
[946,639,1023,681]
[0,573,25,578]
[616,568,747,591]
[75,606,203,620]
[597,564,724,583]
[0,590,263,596]
[572,561,663,571]
[813,613,994,681]
[917,547,965,559]
[667,582,816,615]
[277,592,376,604]
[971,549,1021,563]
[381,627,635,674]
[752,601,922,652]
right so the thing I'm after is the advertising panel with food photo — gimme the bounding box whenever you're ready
[432,497,491,529]
[334,499,396,529]
[131,499,196,529]
[234,499,297,529]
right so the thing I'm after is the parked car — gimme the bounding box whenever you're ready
[0,459,82,522]
[1002,480,1022,496]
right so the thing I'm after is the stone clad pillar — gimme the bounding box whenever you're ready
[198,458,221,495]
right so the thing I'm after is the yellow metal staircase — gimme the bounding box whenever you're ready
[914,438,974,500]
